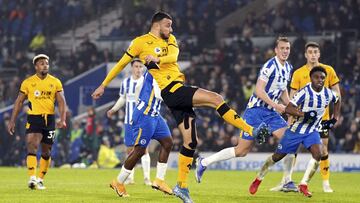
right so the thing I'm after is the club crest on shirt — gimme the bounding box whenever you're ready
[140,139,147,145]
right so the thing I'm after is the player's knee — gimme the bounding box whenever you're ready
[27,145,38,154]
[132,147,146,158]
[321,147,328,156]
[41,153,51,160]
[211,92,224,106]
[272,154,284,162]
[234,147,248,157]
[312,154,321,162]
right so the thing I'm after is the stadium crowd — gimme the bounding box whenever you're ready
[0,0,359,167]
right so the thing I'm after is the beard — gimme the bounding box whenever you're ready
[160,31,169,40]
[40,70,48,76]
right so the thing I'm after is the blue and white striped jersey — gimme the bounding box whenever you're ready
[290,84,338,134]
[119,75,144,124]
[247,56,292,110]
[136,71,162,117]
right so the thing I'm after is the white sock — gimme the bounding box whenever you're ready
[202,147,236,167]
[117,166,132,184]
[126,168,135,182]
[258,156,276,180]
[141,153,151,180]
[156,162,167,180]
[301,158,320,185]
[282,154,296,184]
[30,175,37,181]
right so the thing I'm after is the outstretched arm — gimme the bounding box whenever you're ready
[107,95,126,118]
[7,92,27,135]
[255,79,285,113]
[92,54,132,99]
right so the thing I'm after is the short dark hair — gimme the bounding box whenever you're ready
[305,41,320,51]
[275,36,290,47]
[310,66,327,77]
[131,58,142,66]
[151,11,172,25]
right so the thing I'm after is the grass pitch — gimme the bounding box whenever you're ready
[0,167,359,203]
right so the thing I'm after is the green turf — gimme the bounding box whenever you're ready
[0,167,359,203]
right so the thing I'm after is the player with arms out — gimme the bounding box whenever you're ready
[107,59,152,185]
[195,37,292,185]
[271,42,341,193]
[109,71,173,197]
[91,11,269,203]
[249,66,341,197]
[7,54,67,190]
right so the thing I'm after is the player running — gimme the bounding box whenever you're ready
[92,11,269,203]
[249,66,341,197]
[7,54,67,190]
[107,59,151,185]
[195,37,292,184]
[109,71,173,197]
[272,41,341,193]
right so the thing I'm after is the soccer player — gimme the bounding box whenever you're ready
[107,59,151,185]
[109,71,173,197]
[91,11,269,203]
[7,54,67,190]
[195,37,292,184]
[249,66,341,197]
[271,42,341,193]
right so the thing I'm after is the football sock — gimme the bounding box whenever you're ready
[301,158,319,185]
[156,162,168,180]
[141,153,151,180]
[178,146,194,188]
[117,166,132,184]
[258,156,276,180]
[320,154,330,181]
[202,147,235,167]
[216,102,253,135]
[282,154,295,183]
[27,154,37,177]
[38,156,51,179]
[128,168,135,182]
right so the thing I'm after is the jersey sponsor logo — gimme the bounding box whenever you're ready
[34,90,52,99]
[277,144,282,150]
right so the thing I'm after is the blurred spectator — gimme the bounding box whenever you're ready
[29,31,46,51]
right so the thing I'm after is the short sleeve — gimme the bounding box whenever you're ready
[327,66,340,86]
[126,37,142,57]
[119,80,125,96]
[291,88,306,106]
[55,79,63,92]
[290,70,301,90]
[258,62,275,82]
[20,80,28,95]
[168,34,178,48]
[329,89,339,103]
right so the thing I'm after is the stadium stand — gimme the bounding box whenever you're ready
[0,0,359,167]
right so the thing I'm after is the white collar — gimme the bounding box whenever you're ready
[275,56,286,69]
